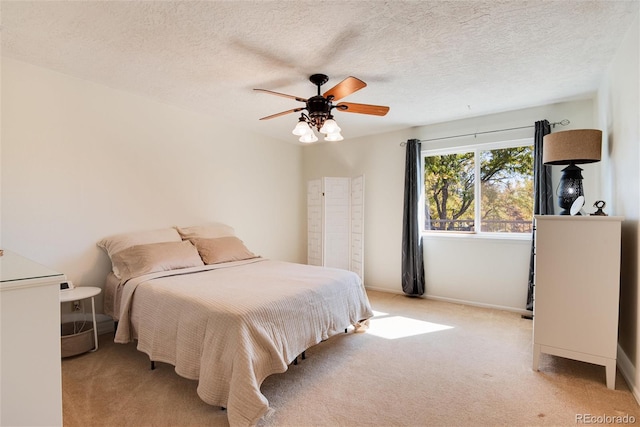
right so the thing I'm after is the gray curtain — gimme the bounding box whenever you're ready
[402,139,425,296]
[526,120,553,311]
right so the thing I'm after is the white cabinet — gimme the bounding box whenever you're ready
[532,215,623,389]
[307,176,364,281]
[1,251,66,426]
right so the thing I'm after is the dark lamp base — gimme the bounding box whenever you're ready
[557,163,584,215]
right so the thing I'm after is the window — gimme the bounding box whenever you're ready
[423,139,534,235]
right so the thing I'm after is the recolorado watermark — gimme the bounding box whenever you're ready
[576,413,636,424]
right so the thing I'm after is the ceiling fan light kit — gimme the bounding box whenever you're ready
[292,114,342,143]
[319,117,340,134]
[324,132,344,142]
[255,73,389,143]
[292,118,312,136]
[299,132,318,143]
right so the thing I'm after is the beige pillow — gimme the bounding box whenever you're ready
[190,236,258,265]
[110,241,204,281]
[175,223,235,240]
[97,228,182,278]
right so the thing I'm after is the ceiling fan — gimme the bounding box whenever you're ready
[254,74,389,143]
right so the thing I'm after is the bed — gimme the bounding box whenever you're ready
[98,224,373,426]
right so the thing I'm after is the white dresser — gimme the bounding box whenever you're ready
[532,215,623,389]
[1,251,66,426]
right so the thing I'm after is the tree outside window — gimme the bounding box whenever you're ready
[424,142,534,234]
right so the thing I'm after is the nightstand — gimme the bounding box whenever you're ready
[60,286,101,352]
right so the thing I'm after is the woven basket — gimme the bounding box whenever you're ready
[61,322,94,358]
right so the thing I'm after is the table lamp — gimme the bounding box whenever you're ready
[543,129,602,215]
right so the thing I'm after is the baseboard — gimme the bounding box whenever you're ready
[97,316,115,335]
[425,295,530,316]
[61,312,115,335]
[617,344,640,405]
[365,286,530,316]
[364,285,405,295]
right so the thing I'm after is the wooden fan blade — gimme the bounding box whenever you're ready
[254,88,307,103]
[259,108,304,120]
[336,102,390,116]
[323,76,366,101]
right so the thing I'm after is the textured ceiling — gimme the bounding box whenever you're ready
[1,1,638,143]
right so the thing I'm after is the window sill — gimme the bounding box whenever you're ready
[422,231,532,242]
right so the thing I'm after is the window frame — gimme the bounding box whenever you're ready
[421,137,534,240]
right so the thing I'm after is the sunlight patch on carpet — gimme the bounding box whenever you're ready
[366,316,454,339]
[371,310,389,317]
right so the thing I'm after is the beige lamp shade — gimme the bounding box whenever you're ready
[543,129,602,165]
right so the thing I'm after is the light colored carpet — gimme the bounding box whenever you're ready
[62,290,640,426]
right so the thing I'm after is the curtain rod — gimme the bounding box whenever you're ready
[399,119,570,146]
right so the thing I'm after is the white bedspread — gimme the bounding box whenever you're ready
[115,258,373,426]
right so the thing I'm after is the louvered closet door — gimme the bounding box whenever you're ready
[323,177,350,270]
[307,179,323,266]
[350,175,364,282]
[307,176,365,283]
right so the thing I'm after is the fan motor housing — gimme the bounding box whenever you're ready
[307,96,331,117]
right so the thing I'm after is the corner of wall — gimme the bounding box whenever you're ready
[598,7,640,399]
[618,343,640,405]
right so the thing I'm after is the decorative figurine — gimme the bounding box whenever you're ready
[591,200,608,216]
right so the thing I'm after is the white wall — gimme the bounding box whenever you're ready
[597,12,640,401]
[423,235,531,312]
[304,99,597,312]
[1,58,306,312]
